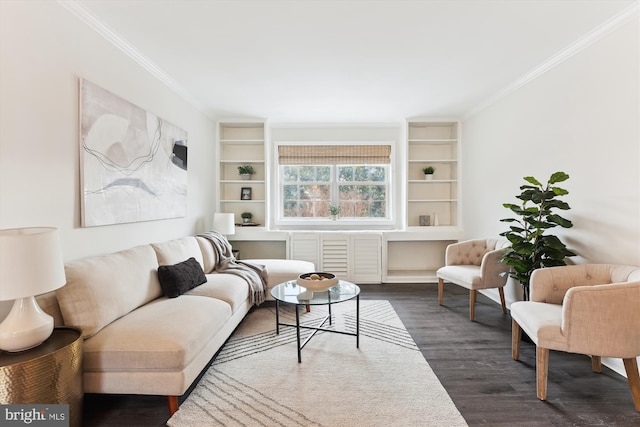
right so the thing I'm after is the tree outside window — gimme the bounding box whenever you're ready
[281,165,388,219]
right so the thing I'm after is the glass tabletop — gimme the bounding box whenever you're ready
[270,280,360,306]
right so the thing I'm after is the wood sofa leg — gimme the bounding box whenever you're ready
[498,287,507,314]
[168,395,179,416]
[623,358,640,412]
[438,278,444,306]
[469,290,476,321]
[511,319,521,360]
[591,356,602,373]
[536,346,549,401]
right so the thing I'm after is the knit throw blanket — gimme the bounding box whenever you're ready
[198,231,268,306]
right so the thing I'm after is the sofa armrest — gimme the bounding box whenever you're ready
[562,281,640,357]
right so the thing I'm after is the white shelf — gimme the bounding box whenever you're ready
[220,139,264,144]
[407,139,457,144]
[217,122,267,226]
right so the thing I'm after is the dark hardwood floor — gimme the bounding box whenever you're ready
[83,283,640,426]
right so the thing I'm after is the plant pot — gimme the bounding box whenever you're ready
[330,214,338,221]
[425,174,434,180]
[241,174,251,180]
[242,217,251,223]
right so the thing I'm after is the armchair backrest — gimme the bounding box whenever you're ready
[530,264,640,304]
[445,239,506,267]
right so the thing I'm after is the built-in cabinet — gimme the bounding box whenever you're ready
[289,233,382,284]
[216,120,463,284]
[407,121,459,227]
[217,122,266,226]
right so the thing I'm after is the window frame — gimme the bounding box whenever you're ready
[272,141,396,230]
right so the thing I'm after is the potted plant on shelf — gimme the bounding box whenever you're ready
[329,204,340,220]
[240,211,253,224]
[423,166,435,180]
[499,171,576,301]
[237,165,255,180]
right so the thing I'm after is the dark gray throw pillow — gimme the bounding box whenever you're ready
[158,257,207,298]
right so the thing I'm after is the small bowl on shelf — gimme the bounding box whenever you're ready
[296,272,338,292]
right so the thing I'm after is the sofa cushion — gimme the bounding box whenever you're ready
[186,273,250,312]
[57,244,162,339]
[195,236,219,274]
[158,257,207,298]
[243,259,315,288]
[151,237,204,269]
[82,296,232,372]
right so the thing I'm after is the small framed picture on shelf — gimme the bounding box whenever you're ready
[241,187,252,200]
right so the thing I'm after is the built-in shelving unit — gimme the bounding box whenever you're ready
[379,120,463,283]
[407,121,459,227]
[217,122,266,227]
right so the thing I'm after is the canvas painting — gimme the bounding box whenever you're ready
[80,79,188,227]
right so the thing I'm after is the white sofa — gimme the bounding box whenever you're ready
[36,235,314,415]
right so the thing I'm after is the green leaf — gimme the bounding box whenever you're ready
[524,176,543,186]
[547,214,573,228]
[549,171,569,184]
[551,186,569,196]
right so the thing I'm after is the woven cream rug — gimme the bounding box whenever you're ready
[167,300,468,427]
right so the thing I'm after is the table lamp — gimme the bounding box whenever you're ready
[0,227,66,352]
[212,213,235,236]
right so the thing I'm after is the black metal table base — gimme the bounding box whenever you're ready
[275,295,359,362]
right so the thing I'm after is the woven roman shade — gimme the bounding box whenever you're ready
[278,145,391,165]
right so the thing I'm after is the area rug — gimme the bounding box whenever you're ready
[167,300,468,427]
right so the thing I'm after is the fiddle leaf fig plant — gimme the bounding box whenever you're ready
[500,171,576,300]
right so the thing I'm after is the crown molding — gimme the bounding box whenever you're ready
[57,0,209,116]
[463,1,639,120]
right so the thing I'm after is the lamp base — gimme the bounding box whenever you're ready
[0,296,54,352]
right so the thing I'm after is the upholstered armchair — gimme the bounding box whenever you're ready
[510,264,640,411]
[436,239,511,321]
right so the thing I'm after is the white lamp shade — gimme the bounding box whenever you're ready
[213,213,235,235]
[0,227,66,301]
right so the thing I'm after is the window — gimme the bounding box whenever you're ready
[277,144,391,223]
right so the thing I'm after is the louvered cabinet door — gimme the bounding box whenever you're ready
[351,234,382,284]
[320,235,349,280]
[288,233,320,268]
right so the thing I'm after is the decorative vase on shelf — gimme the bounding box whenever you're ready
[425,174,434,180]
[434,213,439,226]
[241,174,251,180]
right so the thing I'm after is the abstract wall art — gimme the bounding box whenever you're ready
[79,79,188,227]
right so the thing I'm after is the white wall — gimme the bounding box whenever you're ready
[0,0,217,319]
[462,17,639,375]
[0,1,217,259]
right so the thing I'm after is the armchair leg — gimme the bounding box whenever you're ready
[623,358,640,412]
[469,290,476,321]
[168,395,179,415]
[536,347,549,401]
[591,356,602,373]
[498,287,507,314]
[511,319,521,360]
[438,278,444,306]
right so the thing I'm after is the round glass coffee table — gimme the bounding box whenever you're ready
[270,280,360,363]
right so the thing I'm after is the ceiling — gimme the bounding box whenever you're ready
[74,0,636,122]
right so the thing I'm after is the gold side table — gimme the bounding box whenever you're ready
[0,327,83,427]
